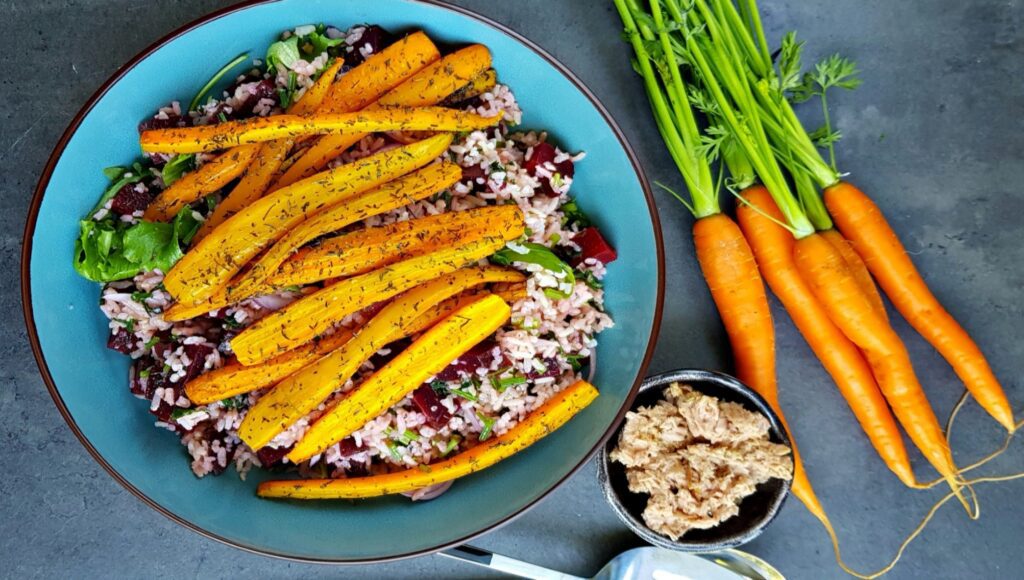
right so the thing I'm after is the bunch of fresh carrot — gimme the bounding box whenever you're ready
[615,0,1014,573]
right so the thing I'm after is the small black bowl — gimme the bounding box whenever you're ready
[597,369,793,552]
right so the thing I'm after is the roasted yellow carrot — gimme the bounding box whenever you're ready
[289,57,346,116]
[230,236,514,366]
[193,59,348,240]
[144,144,261,221]
[239,267,524,449]
[140,108,501,154]
[442,68,498,105]
[184,329,353,405]
[164,134,453,307]
[270,205,525,287]
[258,380,598,498]
[194,138,293,241]
[227,161,463,301]
[285,294,512,463]
[274,44,492,188]
[319,31,440,114]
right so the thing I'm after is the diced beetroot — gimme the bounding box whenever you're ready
[107,329,135,354]
[461,164,487,183]
[182,344,214,382]
[367,338,410,370]
[525,142,575,195]
[232,80,278,117]
[109,182,154,215]
[130,359,166,398]
[149,390,178,423]
[138,114,182,133]
[256,445,292,467]
[344,25,394,66]
[434,339,504,382]
[572,227,617,265]
[526,357,562,380]
[337,438,362,457]
[412,385,452,428]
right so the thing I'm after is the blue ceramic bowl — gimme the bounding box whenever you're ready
[22,0,664,563]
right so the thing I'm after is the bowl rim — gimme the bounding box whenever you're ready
[19,0,666,565]
[597,369,793,552]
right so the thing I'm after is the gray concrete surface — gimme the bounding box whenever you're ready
[3,0,1022,578]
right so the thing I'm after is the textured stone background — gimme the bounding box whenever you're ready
[3,1,1022,578]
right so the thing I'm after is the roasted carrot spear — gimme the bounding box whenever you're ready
[139,107,501,154]
[274,44,492,188]
[239,267,523,450]
[738,187,914,485]
[270,205,525,287]
[285,294,512,464]
[229,236,515,366]
[144,144,261,221]
[258,380,598,499]
[194,58,348,240]
[226,161,463,301]
[163,134,452,307]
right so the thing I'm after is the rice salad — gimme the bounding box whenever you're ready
[77,24,618,493]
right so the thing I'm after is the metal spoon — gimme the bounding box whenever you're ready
[439,545,784,580]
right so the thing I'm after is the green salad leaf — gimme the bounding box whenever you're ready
[491,242,575,298]
[306,27,344,55]
[161,154,195,186]
[189,52,250,112]
[266,36,301,72]
[73,207,202,283]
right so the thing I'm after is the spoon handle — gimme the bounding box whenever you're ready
[439,545,586,580]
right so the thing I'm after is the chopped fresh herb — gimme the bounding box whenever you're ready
[222,316,243,330]
[73,207,202,282]
[523,227,534,236]
[278,71,299,109]
[575,268,603,290]
[543,288,568,300]
[397,430,419,445]
[551,172,564,189]
[549,233,561,244]
[385,440,403,461]
[204,194,218,213]
[495,375,527,392]
[440,435,462,457]
[161,154,195,186]
[430,380,450,397]
[477,413,496,441]
[131,290,152,303]
[280,285,302,293]
[115,318,136,333]
[162,363,172,373]
[189,52,249,112]
[491,242,575,298]
[564,353,587,372]
[217,112,229,124]
[221,395,246,409]
[449,387,478,402]
[144,336,160,348]
[139,369,151,378]
[559,200,591,227]
[170,408,200,421]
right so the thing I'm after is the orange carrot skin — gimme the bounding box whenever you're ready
[738,187,914,486]
[794,233,960,485]
[693,213,776,396]
[820,228,887,321]
[693,213,830,522]
[825,182,1014,432]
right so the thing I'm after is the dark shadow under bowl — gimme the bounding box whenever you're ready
[598,369,792,552]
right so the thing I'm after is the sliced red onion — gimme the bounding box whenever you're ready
[401,480,454,501]
[250,292,298,312]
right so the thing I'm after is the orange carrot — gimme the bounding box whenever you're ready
[692,212,831,524]
[144,144,261,221]
[738,186,914,485]
[820,228,887,320]
[793,233,964,497]
[825,182,1014,432]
